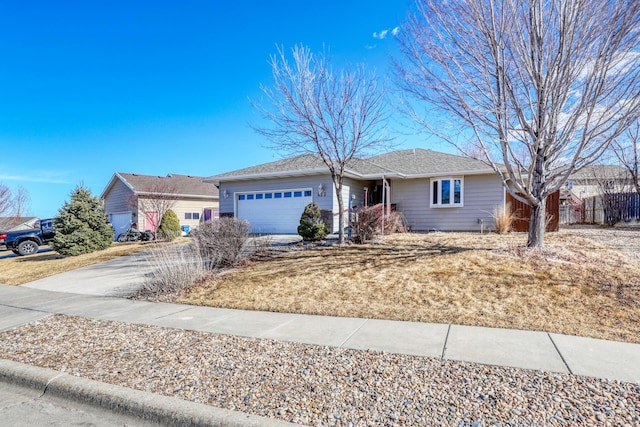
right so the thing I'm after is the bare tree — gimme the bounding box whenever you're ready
[588,165,633,226]
[0,183,13,217]
[12,185,31,217]
[396,0,640,247]
[252,45,390,244]
[612,120,640,196]
[127,182,179,231]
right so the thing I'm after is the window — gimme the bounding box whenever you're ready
[256,193,263,199]
[304,190,312,197]
[293,191,302,197]
[284,191,292,198]
[265,193,273,199]
[238,194,246,200]
[274,192,282,198]
[431,177,463,207]
[247,194,254,200]
[193,212,200,220]
[184,212,200,220]
[185,213,192,220]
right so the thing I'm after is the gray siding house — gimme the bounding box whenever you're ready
[206,148,507,234]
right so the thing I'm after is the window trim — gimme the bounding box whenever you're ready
[430,177,464,208]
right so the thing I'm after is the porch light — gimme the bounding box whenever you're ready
[223,190,229,199]
[317,183,326,197]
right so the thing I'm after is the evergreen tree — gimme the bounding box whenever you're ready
[297,202,328,241]
[157,209,181,241]
[52,185,113,256]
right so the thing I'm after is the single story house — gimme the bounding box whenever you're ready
[205,148,510,234]
[101,173,219,238]
[562,165,633,200]
[560,165,638,224]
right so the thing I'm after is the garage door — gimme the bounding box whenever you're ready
[237,189,313,234]
[109,212,132,240]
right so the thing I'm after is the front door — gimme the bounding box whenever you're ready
[145,211,158,232]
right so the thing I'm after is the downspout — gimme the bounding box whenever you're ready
[381,176,385,238]
[386,178,391,217]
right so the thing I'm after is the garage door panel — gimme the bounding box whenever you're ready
[237,190,312,234]
[110,213,132,240]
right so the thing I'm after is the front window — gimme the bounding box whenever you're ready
[431,177,463,207]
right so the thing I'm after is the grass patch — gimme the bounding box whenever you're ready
[180,230,640,344]
[0,239,187,285]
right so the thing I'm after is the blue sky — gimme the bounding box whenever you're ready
[0,0,444,218]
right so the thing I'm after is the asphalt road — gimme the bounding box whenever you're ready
[0,381,160,427]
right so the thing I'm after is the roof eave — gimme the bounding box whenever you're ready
[100,172,135,199]
[136,192,219,200]
[207,168,340,183]
[397,169,500,179]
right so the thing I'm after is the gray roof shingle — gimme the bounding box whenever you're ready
[569,165,630,181]
[366,148,495,176]
[0,217,40,231]
[207,148,496,181]
[118,173,219,198]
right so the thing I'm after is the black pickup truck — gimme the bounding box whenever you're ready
[0,218,55,256]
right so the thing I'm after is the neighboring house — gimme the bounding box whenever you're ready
[560,165,638,224]
[206,148,510,234]
[563,165,632,200]
[101,173,219,239]
[0,216,41,232]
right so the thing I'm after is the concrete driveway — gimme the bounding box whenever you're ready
[22,250,157,297]
[21,235,303,297]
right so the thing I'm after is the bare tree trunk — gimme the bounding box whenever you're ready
[528,198,546,248]
[333,176,345,244]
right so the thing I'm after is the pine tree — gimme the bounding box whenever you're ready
[297,202,328,241]
[52,185,114,256]
[157,209,181,241]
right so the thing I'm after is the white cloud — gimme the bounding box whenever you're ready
[373,29,389,40]
[0,170,72,184]
[373,26,400,40]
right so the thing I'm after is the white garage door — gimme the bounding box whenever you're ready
[237,189,313,234]
[109,212,132,240]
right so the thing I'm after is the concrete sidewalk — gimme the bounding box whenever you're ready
[1,284,639,384]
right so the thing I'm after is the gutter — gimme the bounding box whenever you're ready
[135,192,219,200]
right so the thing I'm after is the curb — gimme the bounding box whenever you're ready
[0,359,300,427]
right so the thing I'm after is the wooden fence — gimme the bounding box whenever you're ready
[560,193,640,225]
[507,191,560,232]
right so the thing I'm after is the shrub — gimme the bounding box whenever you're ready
[157,209,181,241]
[52,185,113,256]
[493,203,515,234]
[191,217,250,269]
[135,244,207,301]
[297,202,329,241]
[350,204,407,244]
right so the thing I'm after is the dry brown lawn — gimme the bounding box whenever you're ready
[180,229,640,344]
[0,240,183,285]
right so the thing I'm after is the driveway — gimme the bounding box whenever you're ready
[21,235,303,297]
[22,251,156,297]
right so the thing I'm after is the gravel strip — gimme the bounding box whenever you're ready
[1,315,638,426]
